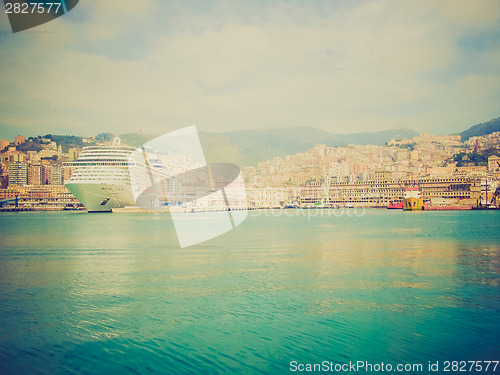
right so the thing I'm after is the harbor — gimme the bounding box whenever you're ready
[1,176,499,212]
[1,209,499,374]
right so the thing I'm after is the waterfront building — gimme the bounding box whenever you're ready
[0,186,26,199]
[299,177,481,207]
[8,162,28,186]
[28,164,45,186]
[41,159,51,184]
[68,148,80,161]
[247,188,287,208]
[0,185,79,208]
[48,165,64,185]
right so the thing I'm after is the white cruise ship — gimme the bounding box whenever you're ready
[64,138,173,212]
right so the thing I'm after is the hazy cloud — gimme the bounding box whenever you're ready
[0,0,499,138]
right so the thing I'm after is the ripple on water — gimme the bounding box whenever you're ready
[0,211,499,373]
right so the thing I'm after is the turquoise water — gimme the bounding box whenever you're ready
[0,209,499,374]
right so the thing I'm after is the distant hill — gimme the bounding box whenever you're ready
[461,116,500,141]
[43,134,87,152]
[199,127,417,166]
[3,126,418,167]
[13,134,88,153]
[109,127,417,167]
[119,133,156,147]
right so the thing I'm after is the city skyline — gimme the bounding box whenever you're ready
[1,128,499,211]
[1,1,500,138]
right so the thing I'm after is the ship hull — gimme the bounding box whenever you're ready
[403,197,423,211]
[65,182,135,212]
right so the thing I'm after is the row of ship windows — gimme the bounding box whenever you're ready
[72,178,128,181]
[302,197,471,203]
[308,191,472,197]
[69,178,132,183]
[69,178,131,183]
[83,149,136,153]
[313,186,471,193]
[73,171,128,175]
[70,175,171,183]
[73,168,128,172]
[309,178,474,186]
[71,162,132,166]
[307,191,472,198]
[329,192,471,196]
[76,159,131,162]
[71,178,130,181]
[75,174,151,179]
[69,163,165,170]
[80,154,133,157]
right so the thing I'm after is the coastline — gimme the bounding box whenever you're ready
[3,205,498,213]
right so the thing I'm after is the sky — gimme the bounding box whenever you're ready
[0,0,500,139]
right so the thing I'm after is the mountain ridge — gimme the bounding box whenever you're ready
[199,127,418,166]
[3,114,500,167]
[460,116,500,141]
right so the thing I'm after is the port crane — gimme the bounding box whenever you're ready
[319,166,332,207]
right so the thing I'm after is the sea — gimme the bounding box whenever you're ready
[0,209,499,374]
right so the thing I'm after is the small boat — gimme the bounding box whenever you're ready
[284,201,300,209]
[387,201,403,209]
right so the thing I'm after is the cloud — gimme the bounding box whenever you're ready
[434,0,500,29]
[0,0,499,137]
[73,0,162,40]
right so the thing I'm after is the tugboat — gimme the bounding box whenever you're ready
[403,186,424,211]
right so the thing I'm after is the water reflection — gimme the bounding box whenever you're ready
[0,210,499,373]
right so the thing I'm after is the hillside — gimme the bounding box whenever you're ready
[461,117,500,141]
[3,126,418,167]
[199,127,417,166]
[115,127,418,167]
[111,127,417,167]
